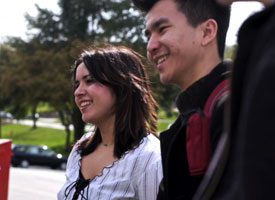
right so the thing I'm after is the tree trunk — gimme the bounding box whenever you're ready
[31,105,38,129]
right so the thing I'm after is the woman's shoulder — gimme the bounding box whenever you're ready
[74,132,94,147]
[144,134,160,149]
[80,131,94,141]
[134,134,161,158]
[125,134,162,177]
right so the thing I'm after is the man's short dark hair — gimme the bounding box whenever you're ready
[132,0,231,58]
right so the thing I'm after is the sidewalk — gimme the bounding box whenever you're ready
[13,118,72,130]
[13,118,94,132]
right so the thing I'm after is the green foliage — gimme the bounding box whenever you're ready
[224,45,238,60]
[0,39,53,120]
[157,110,177,133]
[1,117,175,155]
[0,43,17,111]
[157,120,171,133]
[0,0,180,143]
[36,102,55,113]
[151,73,180,116]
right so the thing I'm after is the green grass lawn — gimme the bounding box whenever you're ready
[1,124,71,155]
[157,119,173,133]
[0,115,176,155]
[157,111,176,133]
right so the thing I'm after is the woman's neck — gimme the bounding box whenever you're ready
[97,115,115,147]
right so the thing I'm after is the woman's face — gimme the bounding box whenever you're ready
[74,62,116,126]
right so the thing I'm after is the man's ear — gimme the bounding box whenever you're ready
[200,19,218,46]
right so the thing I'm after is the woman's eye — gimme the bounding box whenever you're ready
[73,82,79,90]
[86,78,97,84]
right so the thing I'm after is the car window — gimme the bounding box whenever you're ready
[41,149,55,156]
[27,146,40,155]
[13,146,28,153]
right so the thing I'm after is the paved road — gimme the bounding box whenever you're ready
[9,166,66,200]
[13,118,71,130]
[13,118,94,132]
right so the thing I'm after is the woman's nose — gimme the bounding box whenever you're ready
[74,84,85,97]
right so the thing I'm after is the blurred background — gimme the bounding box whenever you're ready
[0,1,263,199]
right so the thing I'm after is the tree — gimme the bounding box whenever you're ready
[0,43,12,137]
[0,40,28,119]
[23,0,148,142]
[2,0,179,149]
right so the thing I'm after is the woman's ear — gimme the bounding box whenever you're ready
[200,19,218,46]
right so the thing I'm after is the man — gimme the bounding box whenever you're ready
[194,0,275,199]
[132,0,231,199]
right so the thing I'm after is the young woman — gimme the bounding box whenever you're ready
[58,45,162,200]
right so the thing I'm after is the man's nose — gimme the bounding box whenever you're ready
[147,34,160,57]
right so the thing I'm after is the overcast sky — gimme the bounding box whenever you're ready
[0,1,264,45]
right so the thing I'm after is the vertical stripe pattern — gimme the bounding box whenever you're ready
[57,134,163,200]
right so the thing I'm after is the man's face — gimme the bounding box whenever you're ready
[145,0,203,90]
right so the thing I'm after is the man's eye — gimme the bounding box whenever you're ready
[159,26,168,34]
[146,34,151,42]
[144,30,151,41]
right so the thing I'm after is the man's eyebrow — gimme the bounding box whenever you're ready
[145,17,170,37]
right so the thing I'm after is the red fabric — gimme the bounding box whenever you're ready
[186,79,229,176]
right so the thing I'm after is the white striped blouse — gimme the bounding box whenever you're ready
[57,133,163,200]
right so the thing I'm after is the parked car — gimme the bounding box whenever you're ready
[0,111,13,123]
[11,144,67,170]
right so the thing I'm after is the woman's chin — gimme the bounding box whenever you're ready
[82,115,94,124]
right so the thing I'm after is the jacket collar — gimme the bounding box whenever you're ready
[176,62,229,113]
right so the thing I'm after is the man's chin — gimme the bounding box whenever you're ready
[160,75,171,85]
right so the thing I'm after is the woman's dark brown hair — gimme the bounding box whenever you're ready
[72,45,158,158]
